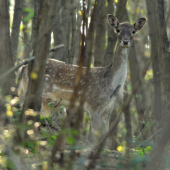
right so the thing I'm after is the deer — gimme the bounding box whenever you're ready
[19,14,146,141]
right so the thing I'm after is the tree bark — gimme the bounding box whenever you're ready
[53,0,65,61]
[22,5,31,59]
[104,0,115,66]
[129,43,150,138]
[146,0,162,121]
[0,0,15,95]
[109,108,118,150]
[67,0,76,64]
[73,1,82,64]
[31,0,40,50]
[11,0,24,59]
[157,0,170,112]
[20,0,58,140]
[94,3,106,66]
[84,0,106,66]
[62,0,71,62]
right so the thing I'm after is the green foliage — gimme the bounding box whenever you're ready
[66,136,76,145]
[20,140,37,154]
[40,115,52,124]
[134,146,152,156]
[23,8,34,22]
[64,129,78,145]
[6,159,15,169]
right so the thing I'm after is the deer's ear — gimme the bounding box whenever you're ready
[107,14,119,31]
[134,17,146,33]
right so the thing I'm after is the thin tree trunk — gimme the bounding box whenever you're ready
[11,0,23,59]
[129,43,150,139]
[146,0,162,121]
[53,1,65,61]
[94,3,106,66]
[84,0,106,66]
[0,0,15,95]
[73,1,82,64]
[67,0,76,64]
[157,0,170,112]
[22,9,31,59]
[31,0,40,50]
[109,108,118,150]
[62,0,71,62]
[104,0,114,66]
[115,0,127,22]
[19,0,58,141]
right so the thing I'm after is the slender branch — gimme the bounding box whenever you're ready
[0,57,35,80]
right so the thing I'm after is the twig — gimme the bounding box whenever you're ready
[50,99,62,115]
[49,44,65,52]
[0,57,35,80]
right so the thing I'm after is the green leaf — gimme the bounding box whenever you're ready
[66,136,76,145]
[23,8,34,22]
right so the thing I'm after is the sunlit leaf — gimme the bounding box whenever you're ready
[31,72,38,79]
[117,145,125,152]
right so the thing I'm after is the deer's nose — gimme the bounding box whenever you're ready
[122,40,129,45]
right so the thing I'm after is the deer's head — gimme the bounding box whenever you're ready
[107,14,146,47]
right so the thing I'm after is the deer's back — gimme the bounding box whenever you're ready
[20,59,120,114]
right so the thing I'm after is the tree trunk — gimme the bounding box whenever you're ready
[53,1,65,61]
[109,108,118,150]
[129,43,150,138]
[62,0,71,62]
[0,0,15,95]
[11,0,23,59]
[20,0,58,139]
[22,6,31,59]
[104,0,114,66]
[94,3,106,66]
[31,0,40,50]
[84,0,106,66]
[146,0,162,121]
[157,0,170,112]
[73,1,82,64]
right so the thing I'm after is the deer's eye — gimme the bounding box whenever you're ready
[132,30,136,34]
[116,29,120,33]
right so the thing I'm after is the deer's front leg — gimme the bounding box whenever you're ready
[87,110,106,144]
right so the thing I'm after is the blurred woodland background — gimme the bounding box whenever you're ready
[0,0,170,169]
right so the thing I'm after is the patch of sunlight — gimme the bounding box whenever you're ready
[117,145,125,152]
[40,141,47,146]
[6,110,13,117]
[27,130,34,135]
[115,0,118,3]
[31,72,38,79]
[90,63,94,67]
[78,10,82,15]
[42,161,48,170]
[6,103,11,111]
[25,109,37,116]
[0,156,6,166]
[145,69,153,80]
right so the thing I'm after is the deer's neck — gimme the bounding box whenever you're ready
[112,44,129,71]
[105,44,130,88]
